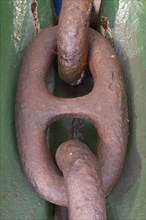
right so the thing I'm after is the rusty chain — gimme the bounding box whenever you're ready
[15,1,128,219]
[57,0,101,85]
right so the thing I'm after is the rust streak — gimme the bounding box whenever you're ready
[31,0,40,34]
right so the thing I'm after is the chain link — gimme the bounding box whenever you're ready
[15,1,128,219]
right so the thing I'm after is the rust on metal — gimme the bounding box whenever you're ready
[15,26,128,209]
[56,140,106,220]
[100,16,114,45]
[57,0,93,84]
[31,0,40,33]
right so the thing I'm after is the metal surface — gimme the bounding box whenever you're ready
[57,0,101,84]
[15,25,128,207]
[57,0,93,84]
[101,1,146,220]
[56,140,106,220]
[1,0,145,219]
[0,1,54,219]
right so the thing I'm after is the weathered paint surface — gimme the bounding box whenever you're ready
[0,1,54,219]
[102,0,146,219]
[0,0,145,219]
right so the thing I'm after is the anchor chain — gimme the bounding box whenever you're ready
[57,0,101,85]
[57,0,93,85]
[15,1,128,219]
[56,140,106,220]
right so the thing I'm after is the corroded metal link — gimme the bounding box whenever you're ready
[57,0,102,84]
[56,140,106,220]
[15,26,128,206]
[57,0,93,84]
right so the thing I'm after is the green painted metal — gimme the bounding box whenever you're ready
[0,1,54,219]
[102,1,146,219]
[0,0,145,219]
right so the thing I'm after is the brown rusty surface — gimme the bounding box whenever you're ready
[15,26,128,206]
[31,0,40,33]
[54,0,101,32]
[56,140,106,220]
[57,0,93,84]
